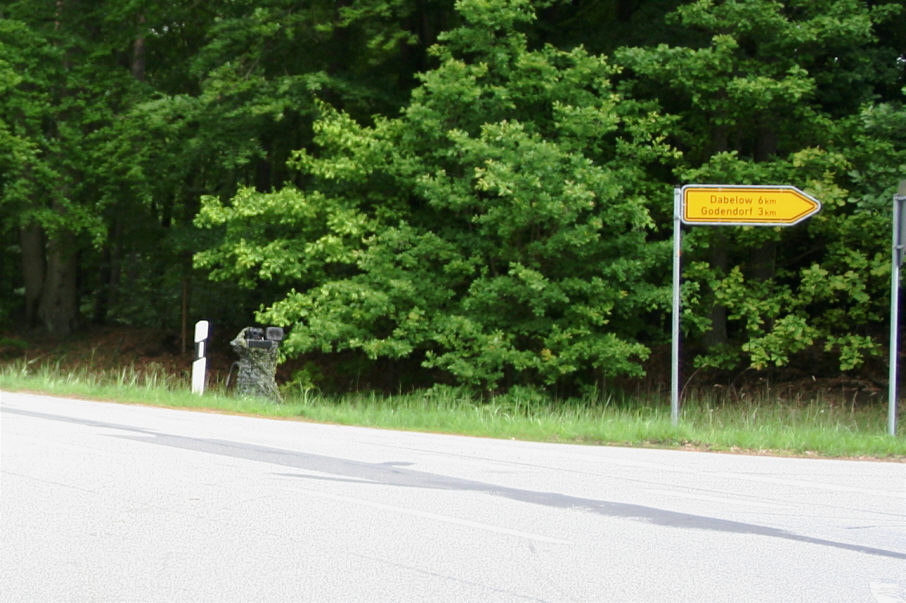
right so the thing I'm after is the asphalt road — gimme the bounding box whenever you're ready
[1,391,904,602]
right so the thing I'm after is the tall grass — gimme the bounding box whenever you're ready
[1,357,903,459]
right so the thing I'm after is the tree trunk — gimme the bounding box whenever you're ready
[703,120,730,347]
[704,232,729,347]
[28,0,81,336]
[132,14,146,81]
[93,219,123,324]
[20,225,45,328]
[37,230,79,336]
[750,125,778,284]
[617,0,639,22]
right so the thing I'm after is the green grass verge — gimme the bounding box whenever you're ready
[1,358,903,459]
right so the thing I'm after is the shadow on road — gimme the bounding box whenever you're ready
[5,406,904,561]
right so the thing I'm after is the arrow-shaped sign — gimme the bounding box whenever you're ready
[682,185,821,226]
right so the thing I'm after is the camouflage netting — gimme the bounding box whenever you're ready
[230,327,281,402]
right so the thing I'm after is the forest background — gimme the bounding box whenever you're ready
[2,0,905,401]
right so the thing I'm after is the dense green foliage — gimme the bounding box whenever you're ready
[618,0,906,373]
[196,1,676,391]
[2,0,904,395]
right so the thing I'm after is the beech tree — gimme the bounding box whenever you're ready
[616,0,905,373]
[1,0,452,334]
[0,1,124,333]
[195,0,676,391]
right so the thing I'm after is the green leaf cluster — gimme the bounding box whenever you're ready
[196,0,675,391]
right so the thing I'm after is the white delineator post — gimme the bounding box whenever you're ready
[191,320,210,395]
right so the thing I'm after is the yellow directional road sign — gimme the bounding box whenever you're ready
[682,185,821,226]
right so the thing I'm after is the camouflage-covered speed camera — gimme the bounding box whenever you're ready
[231,326,284,402]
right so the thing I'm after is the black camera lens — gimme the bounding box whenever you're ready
[245,327,265,340]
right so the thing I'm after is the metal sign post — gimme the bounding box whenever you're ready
[191,320,210,395]
[671,185,821,425]
[889,181,906,436]
[671,188,682,425]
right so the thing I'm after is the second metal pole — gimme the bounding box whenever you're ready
[890,181,906,436]
[671,188,682,425]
